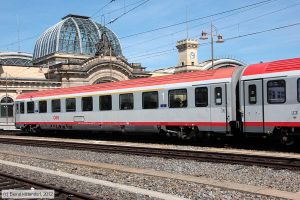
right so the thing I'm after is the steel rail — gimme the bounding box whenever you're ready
[0,137,299,170]
[0,171,99,200]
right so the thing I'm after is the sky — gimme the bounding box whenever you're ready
[0,0,299,71]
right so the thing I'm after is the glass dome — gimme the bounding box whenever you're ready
[33,14,122,61]
[0,52,32,66]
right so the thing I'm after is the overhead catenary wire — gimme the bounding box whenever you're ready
[130,49,177,62]
[0,0,275,51]
[119,0,276,39]
[219,2,300,31]
[129,21,300,62]
[107,0,150,24]
[123,0,293,51]
[123,7,253,50]
[0,0,149,51]
[93,0,147,19]
[127,1,299,59]
[0,0,117,50]
[129,48,177,59]
[0,0,117,51]
[91,0,117,18]
[225,21,300,41]
[0,0,292,57]
[0,35,38,49]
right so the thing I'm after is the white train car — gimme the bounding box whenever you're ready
[14,57,300,144]
[240,57,300,144]
[15,67,242,139]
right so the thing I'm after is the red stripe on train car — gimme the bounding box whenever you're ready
[244,122,264,126]
[244,122,300,127]
[15,121,228,126]
[17,121,300,127]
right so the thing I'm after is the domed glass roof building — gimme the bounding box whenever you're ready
[33,14,122,63]
[0,52,32,66]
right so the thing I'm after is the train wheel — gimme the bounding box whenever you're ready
[280,128,295,146]
[24,126,31,134]
[180,127,197,140]
[20,127,26,133]
[31,126,41,134]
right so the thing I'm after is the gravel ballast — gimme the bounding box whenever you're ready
[0,143,298,194]
[0,158,283,200]
[0,163,158,200]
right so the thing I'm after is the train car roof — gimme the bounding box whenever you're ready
[16,67,238,100]
[242,57,300,80]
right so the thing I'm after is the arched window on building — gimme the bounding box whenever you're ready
[0,97,14,117]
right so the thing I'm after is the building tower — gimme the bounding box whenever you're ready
[176,38,199,67]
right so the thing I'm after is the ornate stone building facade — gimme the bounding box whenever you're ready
[0,52,61,127]
[0,14,149,128]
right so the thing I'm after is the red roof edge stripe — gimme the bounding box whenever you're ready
[243,57,300,76]
[16,67,237,100]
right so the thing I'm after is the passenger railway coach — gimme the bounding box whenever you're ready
[15,57,300,145]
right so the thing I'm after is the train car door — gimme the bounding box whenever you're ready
[210,83,227,132]
[194,85,211,132]
[243,79,264,133]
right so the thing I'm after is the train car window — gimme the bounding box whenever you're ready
[267,80,286,104]
[169,89,187,108]
[82,97,93,111]
[16,103,19,114]
[195,87,208,107]
[27,101,34,113]
[215,87,222,105]
[51,99,61,112]
[298,79,300,103]
[20,102,24,114]
[142,91,158,109]
[66,98,76,112]
[99,95,112,110]
[120,93,134,110]
[39,101,47,113]
[248,85,257,104]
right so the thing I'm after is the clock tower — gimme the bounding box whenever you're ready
[176,38,199,66]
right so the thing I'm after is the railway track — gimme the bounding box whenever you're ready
[0,136,299,171]
[0,170,98,200]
